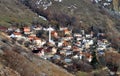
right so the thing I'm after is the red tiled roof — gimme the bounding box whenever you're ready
[64,29,69,32]
[14,32,21,35]
[34,37,41,40]
[23,27,30,32]
[0,26,7,31]
[37,48,43,51]
[85,53,91,58]
[44,47,51,52]
[51,31,58,35]
[28,36,35,40]
[51,31,56,34]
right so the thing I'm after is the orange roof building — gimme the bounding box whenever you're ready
[34,37,41,40]
[23,27,30,34]
[64,29,71,35]
[14,32,21,35]
[33,37,42,46]
[28,36,35,40]
[51,31,58,37]
[14,32,22,37]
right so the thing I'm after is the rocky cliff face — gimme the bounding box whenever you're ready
[0,32,73,76]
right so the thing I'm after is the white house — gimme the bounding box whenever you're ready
[74,33,82,37]
[87,55,92,62]
[86,34,92,38]
[41,40,46,46]
[33,37,42,46]
[60,27,68,31]
[64,58,72,63]
[87,40,94,46]
[72,55,79,59]
[76,37,82,41]
[33,26,42,31]
[97,45,106,50]
[62,36,73,41]
[14,32,22,38]
[15,28,21,33]
[65,51,72,56]
[54,0,62,2]
[23,27,31,34]
[10,33,15,38]
[51,47,57,55]
[58,41,63,47]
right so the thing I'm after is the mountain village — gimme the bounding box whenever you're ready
[0,0,120,76]
[0,23,112,72]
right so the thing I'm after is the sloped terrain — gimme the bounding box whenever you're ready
[0,0,45,26]
[21,0,116,27]
[0,32,73,76]
[0,63,20,76]
[21,0,120,49]
[0,0,120,76]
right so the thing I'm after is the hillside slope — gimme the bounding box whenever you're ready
[0,32,73,76]
[21,0,120,49]
[0,0,45,26]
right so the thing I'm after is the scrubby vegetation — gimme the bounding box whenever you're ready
[0,0,47,27]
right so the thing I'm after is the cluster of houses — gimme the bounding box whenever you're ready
[5,24,111,71]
